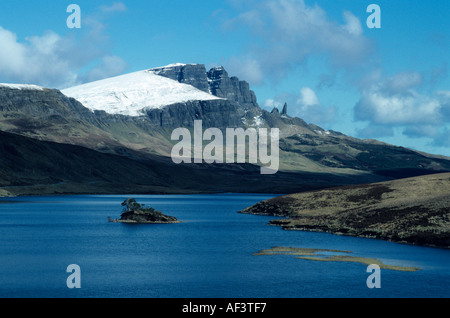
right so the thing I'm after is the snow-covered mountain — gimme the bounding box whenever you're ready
[62,65,222,117]
[0,83,44,91]
[2,63,450,197]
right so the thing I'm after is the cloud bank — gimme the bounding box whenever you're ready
[263,86,337,125]
[224,0,450,155]
[224,0,373,85]
[355,70,450,150]
[0,3,128,89]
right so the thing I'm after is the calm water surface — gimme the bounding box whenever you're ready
[0,194,449,298]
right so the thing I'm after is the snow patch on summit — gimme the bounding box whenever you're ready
[62,69,222,117]
[0,83,44,91]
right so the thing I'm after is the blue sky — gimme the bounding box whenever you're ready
[0,0,449,157]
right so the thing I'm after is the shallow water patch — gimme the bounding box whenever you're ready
[254,246,421,272]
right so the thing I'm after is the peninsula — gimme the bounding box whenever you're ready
[240,173,450,249]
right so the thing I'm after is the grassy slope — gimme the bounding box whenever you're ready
[240,173,450,248]
[2,130,381,196]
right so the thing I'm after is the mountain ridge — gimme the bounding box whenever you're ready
[61,67,223,117]
[1,63,450,195]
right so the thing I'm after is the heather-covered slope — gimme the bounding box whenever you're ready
[1,130,376,196]
[240,173,450,248]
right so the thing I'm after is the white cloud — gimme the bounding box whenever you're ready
[355,72,443,125]
[385,71,423,94]
[225,0,374,83]
[99,2,128,14]
[263,99,282,109]
[0,5,128,89]
[0,28,77,88]
[437,90,450,100]
[264,86,336,125]
[297,87,320,109]
[0,27,28,78]
[356,89,441,125]
[342,10,363,36]
[355,70,450,148]
[295,87,336,124]
[226,56,264,85]
[81,55,129,83]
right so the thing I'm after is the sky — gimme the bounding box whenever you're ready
[0,0,449,157]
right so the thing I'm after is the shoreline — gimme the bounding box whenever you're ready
[266,220,450,250]
[239,173,450,250]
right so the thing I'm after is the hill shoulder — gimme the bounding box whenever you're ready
[240,173,450,248]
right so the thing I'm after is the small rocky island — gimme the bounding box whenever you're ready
[109,198,179,224]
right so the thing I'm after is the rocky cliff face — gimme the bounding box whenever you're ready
[0,80,251,158]
[145,99,244,129]
[0,86,173,157]
[207,66,258,109]
[152,64,211,93]
[0,86,104,140]
[122,63,264,129]
[0,87,93,120]
[152,64,259,109]
[0,65,262,133]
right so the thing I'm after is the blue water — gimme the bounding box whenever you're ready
[0,194,449,298]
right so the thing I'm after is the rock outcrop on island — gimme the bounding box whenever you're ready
[113,198,179,224]
[240,173,450,248]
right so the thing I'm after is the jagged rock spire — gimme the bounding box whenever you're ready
[281,103,288,115]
